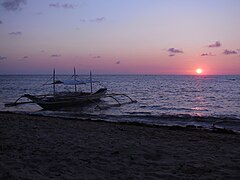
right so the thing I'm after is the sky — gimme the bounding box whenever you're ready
[0,0,240,75]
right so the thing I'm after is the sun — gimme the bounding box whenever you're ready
[196,68,203,74]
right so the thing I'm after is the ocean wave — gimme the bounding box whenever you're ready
[30,110,240,133]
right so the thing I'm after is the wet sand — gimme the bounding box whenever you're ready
[0,112,240,179]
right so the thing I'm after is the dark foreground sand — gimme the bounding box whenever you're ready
[0,112,240,179]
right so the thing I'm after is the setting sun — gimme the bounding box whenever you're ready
[196,68,203,74]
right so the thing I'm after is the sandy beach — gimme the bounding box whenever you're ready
[0,112,240,179]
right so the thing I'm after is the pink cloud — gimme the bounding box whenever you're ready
[223,49,237,55]
[167,48,183,57]
[168,48,183,54]
[92,56,101,59]
[201,52,215,56]
[208,41,221,48]
[51,54,61,58]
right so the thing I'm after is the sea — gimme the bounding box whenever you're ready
[0,75,240,132]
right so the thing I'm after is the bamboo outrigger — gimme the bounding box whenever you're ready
[5,68,137,110]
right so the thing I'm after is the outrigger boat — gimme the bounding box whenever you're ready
[5,68,136,110]
[6,68,107,110]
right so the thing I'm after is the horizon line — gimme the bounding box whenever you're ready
[0,73,239,76]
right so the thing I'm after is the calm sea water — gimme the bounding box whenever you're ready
[0,75,240,131]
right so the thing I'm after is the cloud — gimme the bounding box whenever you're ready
[49,3,60,8]
[201,53,208,56]
[167,48,183,57]
[168,48,184,54]
[51,54,61,57]
[18,56,29,61]
[62,3,75,9]
[79,17,106,23]
[9,31,22,35]
[201,52,215,56]
[90,17,106,23]
[223,49,237,55]
[1,0,26,11]
[0,56,7,60]
[49,3,77,9]
[92,56,101,59]
[80,18,86,23]
[116,61,120,64]
[208,41,221,48]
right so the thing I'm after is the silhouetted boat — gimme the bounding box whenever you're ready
[22,88,107,110]
[5,68,107,110]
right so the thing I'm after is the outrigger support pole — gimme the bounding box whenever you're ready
[107,93,137,103]
[106,95,121,106]
[90,71,93,94]
[95,93,137,110]
[5,95,34,107]
[53,69,56,95]
[74,67,77,92]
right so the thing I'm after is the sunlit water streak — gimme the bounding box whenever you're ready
[0,75,240,131]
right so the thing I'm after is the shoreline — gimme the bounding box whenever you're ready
[1,112,240,179]
[1,110,239,134]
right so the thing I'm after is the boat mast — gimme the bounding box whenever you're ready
[90,71,93,93]
[74,67,77,92]
[53,69,56,95]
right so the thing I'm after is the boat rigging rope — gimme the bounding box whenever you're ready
[29,75,53,95]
